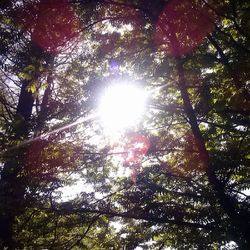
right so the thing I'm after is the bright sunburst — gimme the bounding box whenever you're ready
[99,83,147,134]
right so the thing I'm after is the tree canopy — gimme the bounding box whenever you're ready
[0,0,250,249]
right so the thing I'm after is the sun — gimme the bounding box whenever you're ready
[99,82,147,134]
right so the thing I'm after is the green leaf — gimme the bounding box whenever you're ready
[26,82,37,94]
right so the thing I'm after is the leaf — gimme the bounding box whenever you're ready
[26,82,36,94]
[18,72,32,80]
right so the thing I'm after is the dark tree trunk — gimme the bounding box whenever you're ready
[0,79,34,249]
[164,20,250,246]
[175,57,250,249]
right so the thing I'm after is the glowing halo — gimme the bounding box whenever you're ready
[98,82,147,134]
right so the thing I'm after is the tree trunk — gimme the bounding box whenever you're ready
[0,79,34,249]
[175,57,250,249]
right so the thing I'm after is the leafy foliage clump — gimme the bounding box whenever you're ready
[0,0,249,249]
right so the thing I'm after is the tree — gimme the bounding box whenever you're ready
[0,0,249,249]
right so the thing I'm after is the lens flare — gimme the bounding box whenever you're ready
[15,1,79,52]
[155,0,223,56]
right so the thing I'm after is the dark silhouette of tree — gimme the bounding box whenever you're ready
[0,0,249,249]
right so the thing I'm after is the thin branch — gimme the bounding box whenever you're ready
[67,214,101,250]
[51,206,215,231]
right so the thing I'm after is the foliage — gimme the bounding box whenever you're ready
[0,0,249,249]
